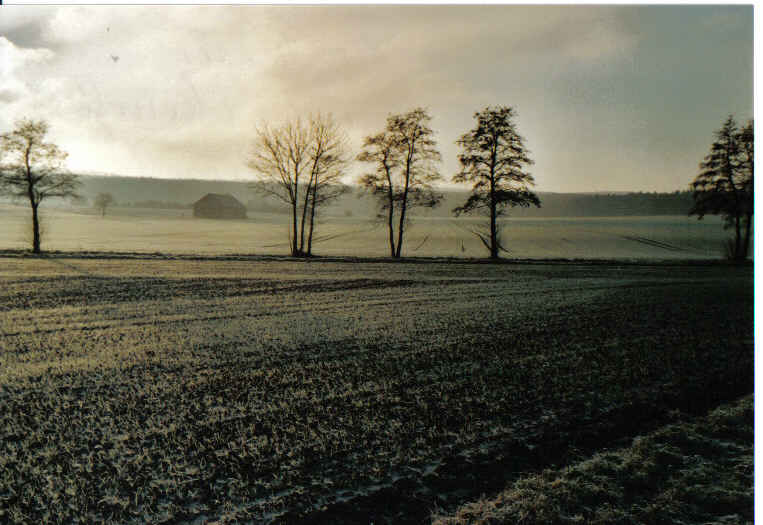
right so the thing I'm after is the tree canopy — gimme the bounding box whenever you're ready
[0,119,80,253]
[247,114,348,257]
[689,115,753,260]
[453,106,540,258]
[357,108,442,258]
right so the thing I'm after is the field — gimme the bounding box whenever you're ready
[434,394,754,524]
[0,255,753,523]
[0,203,732,259]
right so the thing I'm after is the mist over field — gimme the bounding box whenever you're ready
[0,174,733,260]
[0,202,729,260]
[66,174,697,218]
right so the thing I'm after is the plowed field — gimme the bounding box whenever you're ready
[0,256,753,524]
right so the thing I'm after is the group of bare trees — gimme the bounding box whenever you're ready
[249,106,541,259]
[356,109,443,258]
[3,110,751,260]
[0,107,540,258]
[247,114,349,257]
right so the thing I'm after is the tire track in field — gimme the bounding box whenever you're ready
[620,235,686,252]
[548,222,711,255]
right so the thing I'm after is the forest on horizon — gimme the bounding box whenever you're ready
[37,174,697,218]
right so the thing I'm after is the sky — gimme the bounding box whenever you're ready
[0,5,753,193]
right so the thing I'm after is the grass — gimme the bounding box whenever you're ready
[0,256,753,523]
[0,203,730,259]
[431,394,753,525]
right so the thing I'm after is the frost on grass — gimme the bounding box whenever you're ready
[0,203,732,259]
[432,395,753,525]
[0,258,752,524]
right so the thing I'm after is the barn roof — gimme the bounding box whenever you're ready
[193,193,246,209]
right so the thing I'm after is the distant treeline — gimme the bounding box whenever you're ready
[73,175,695,217]
[503,191,695,217]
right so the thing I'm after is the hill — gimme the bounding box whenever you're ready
[65,174,694,218]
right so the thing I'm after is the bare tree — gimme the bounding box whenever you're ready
[690,115,754,260]
[357,131,401,257]
[247,115,349,257]
[94,192,115,217]
[304,114,350,256]
[0,119,80,253]
[453,106,540,259]
[248,120,309,256]
[357,108,442,258]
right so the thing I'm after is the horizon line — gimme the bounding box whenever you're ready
[69,171,691,196]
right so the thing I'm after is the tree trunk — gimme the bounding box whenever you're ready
[291,198,299,257]
[386,186,396,257]
[31,203,41,254]
[306,181,318,256]
[395,196,407,258]
[725,144,742,261]
[742,212,752,259]
[489,207,498,259]
[382,162,396,258]
[489,143,498,260]
[299,177,313,255]
[24,146,41,254]
[395,155,412,259]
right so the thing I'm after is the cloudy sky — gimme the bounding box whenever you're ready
[0,5,753,192]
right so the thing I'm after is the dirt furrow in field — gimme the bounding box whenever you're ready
[0,260,752,524]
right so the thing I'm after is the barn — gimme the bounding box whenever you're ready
[192,193,247,219]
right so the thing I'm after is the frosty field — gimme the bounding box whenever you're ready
[0,203,732,259]
[0,255,753,523]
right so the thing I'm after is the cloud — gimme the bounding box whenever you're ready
[0,7,55,44]
[0,37,54,120]
[0,6,752,192]
[0,36,53,76]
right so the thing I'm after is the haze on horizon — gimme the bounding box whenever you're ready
[0,5,752,193]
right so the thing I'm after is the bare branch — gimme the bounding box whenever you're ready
[357,108,443,258]
[0,118,79,253]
